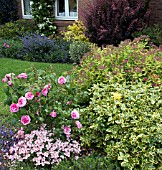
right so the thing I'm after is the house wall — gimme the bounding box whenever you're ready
[78,0,162,25]
[17,0,162,31]
[149,0,162,25]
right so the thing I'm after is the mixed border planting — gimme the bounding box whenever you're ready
[0,0,162,169]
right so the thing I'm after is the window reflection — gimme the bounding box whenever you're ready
[57,0,65,16]
[69,0,77,16]
[23,0,33,15]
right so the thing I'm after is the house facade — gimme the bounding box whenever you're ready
[17,0,162,31]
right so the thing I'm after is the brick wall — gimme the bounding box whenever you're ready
[17,0,22,19]
[17,0,162,30]
[78,0,162,26]
[149,0,162,25]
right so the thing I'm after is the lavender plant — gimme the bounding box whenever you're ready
[21,34,71,63]
[0,126,18,170]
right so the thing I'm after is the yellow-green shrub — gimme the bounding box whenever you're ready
[61,20,89,42]
[80,80,162,169]
[70,37,162,92]
[0,20,37,39]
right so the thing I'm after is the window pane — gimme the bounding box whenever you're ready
[23,0,32,15]
[69,0,77,17]
[57,0,65,16]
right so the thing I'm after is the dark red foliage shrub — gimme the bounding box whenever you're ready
[80,0,150,46]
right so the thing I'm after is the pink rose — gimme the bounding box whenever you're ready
[2,77,7,83]
[71,110,80,119]
[4,42,6,47]
[10,103,19,113]
[50,110,57,117]
[42,88,48,96]
[63,126,71,135]
[5,73,15,81]
[21,115,31,125]
[7,81,13,87]
[18,96,27,107]
[75,121,82,129]
[25,92,34,100]
[6,45,10,48]
[17,73,27,79]
[36,92,41,97]
[58,76,66,85]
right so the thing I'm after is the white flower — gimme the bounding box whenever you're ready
[38,5,42,10]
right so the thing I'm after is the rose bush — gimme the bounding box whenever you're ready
[2,66,82,142]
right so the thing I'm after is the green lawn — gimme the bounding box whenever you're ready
[0,58,72,126]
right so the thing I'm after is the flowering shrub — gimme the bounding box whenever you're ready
[2,66,84,168]
[2,67,82,142]
[70,37,162,93]
[31,0,56,36]
[6,126,81,168]
[61,20,89,42]
[80,81,162,169]
[21,34,71,63]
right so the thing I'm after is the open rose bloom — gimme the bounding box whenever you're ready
[25,92,34,100]
[71,110,80,119]
[63,126,71,135]
[21,115,31,125]
[18,96,27,107]
[58,76,66,85]
[50,110,57,117]
[42,87,48,96]
[10,103,19,113]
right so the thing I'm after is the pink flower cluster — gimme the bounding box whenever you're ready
[2,72,27,86]
[2,73,15,86]
[10,91,35,113]
[6,127,81,167]
[10,92,34,125]
[62,110,82,139]
[17,73,27,79]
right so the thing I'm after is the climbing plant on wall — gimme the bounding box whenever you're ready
[31,0,56,37]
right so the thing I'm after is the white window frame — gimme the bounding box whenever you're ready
[55,0,78,20]
[21,0,33,19]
